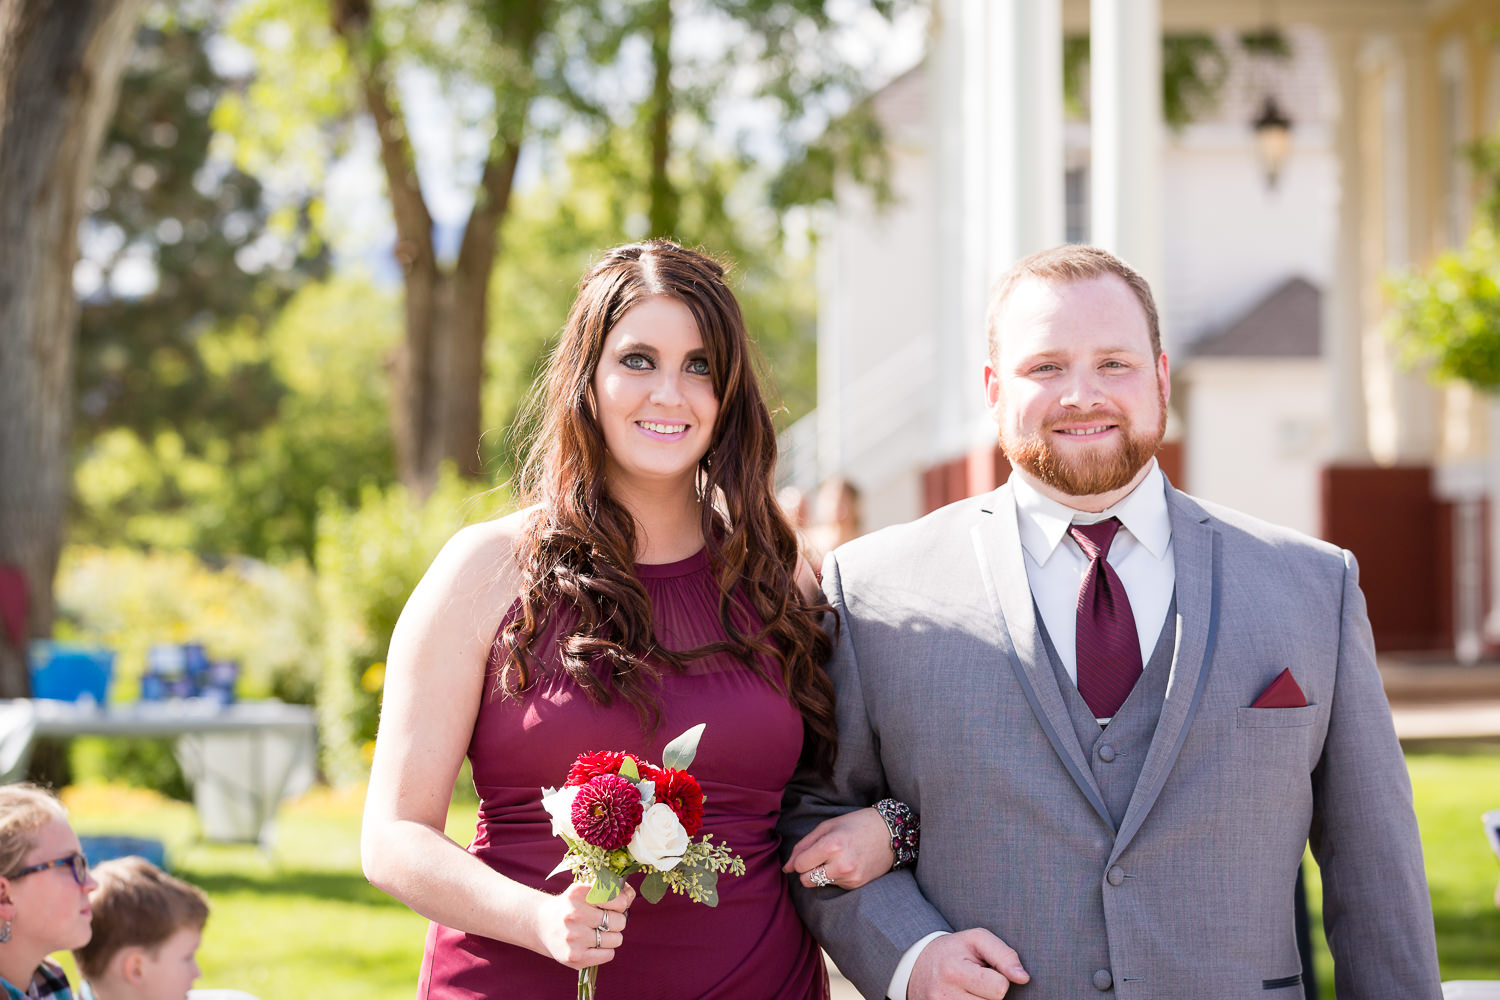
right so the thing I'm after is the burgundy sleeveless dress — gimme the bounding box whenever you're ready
[417,548,829,999]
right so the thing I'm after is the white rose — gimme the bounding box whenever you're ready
[540,785,580,840]
[627,802,690,871]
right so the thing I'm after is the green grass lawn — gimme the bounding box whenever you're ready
[59,784,477,999]
[1304,745,1500,996]
[51,747,1500,997]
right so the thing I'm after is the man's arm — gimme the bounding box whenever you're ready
[778,552,953,997]
[1309,549,1441,998]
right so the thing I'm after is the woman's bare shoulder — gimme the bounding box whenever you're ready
[423,505,542,606]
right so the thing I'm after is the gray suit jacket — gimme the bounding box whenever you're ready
[780,480,1441,999]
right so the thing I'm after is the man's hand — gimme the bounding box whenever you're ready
[907,929,1029,999]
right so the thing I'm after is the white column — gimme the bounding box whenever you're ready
[984,0,1064,271]
[1090,0,1165,348]
[1388,31,1439,462]
[935,0,1064,455]
[1324,30,1370,461]
[1488,401,1500,648]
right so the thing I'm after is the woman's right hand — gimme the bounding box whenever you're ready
[533,880,636,970]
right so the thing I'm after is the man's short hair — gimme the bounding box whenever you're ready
[74,856,210,981]
[986,245,1162,362]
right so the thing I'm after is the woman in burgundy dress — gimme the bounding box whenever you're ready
[362,241,906,998]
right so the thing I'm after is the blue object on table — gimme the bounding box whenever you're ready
[26,641,113,703]
[78,834,168,871]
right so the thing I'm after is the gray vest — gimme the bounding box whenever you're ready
[1037,597,1178,829]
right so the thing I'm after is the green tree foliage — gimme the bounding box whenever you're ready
[1063,29,1289,130]
[72,274,399,559]
[1388,132,1500,391]
[215,0,903,492]
[314,468,501,784]
[76,5,323,448]
[70,3,342,560]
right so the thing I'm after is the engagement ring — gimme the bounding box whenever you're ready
[809,866,834,887]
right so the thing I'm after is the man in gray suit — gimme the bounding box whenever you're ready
[781,245,1442,999]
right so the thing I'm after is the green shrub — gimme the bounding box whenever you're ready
[52,547,323,794]
[314,468,505,785]
[54,546,322,703]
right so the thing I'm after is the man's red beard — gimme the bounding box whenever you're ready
[1000,386,1167,498]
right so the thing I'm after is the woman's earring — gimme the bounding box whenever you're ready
[0,918,12,943]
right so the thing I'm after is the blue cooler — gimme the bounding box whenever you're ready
[78,835,168,871]
[27,641,113,703]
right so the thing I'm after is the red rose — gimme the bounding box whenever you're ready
[645,765,704,837]
[566,750,638,787]
[571,773,644,850]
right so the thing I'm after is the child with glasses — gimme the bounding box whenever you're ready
[0,783,97,999]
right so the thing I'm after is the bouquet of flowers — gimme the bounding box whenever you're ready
[541,723,745,999]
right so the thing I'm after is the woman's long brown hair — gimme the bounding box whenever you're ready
[498,240,836,769]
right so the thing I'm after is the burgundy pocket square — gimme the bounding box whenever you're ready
[1251,668,1308,709]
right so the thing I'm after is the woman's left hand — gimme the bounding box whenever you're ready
[782,807,894,891]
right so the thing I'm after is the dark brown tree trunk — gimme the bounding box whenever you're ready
[646,0,676,239]
[0,0,146,695]
[333,0,543,496]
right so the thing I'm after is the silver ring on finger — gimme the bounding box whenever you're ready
[809,866,834,887]
[595,927,603,949]
[599,911,610,932]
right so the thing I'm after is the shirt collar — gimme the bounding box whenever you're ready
[1013,460,1172,565]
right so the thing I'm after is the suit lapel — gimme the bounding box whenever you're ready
[1111,486,1221,859]
[972,485,1113,831]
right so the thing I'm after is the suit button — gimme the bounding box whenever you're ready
[1093,968,1113,990]
[1106,865,1125,886]
[1097,744,1117,763]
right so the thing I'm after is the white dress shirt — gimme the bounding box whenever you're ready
[886,463,1177,1000]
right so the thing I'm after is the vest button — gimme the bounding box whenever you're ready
[1106,865,1126,886]
[1093,968,1114,990]
[1097,743,1117,762]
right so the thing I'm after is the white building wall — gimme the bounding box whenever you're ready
[815,68,937,529]
[1182,359,1330,538]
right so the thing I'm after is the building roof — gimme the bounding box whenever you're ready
[1190,276,1321,358]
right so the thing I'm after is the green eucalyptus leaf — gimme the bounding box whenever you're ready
[662,723,705,770]
[698,871,720,907]
[585,867,622,904]
[640,871,669,904]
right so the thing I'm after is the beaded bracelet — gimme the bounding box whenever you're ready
[874,798,920,870]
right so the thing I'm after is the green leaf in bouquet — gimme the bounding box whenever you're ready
[547,855,575,879]
[585,867,623,904]
[639,871,669,904]
[696,870,720,907]
[619,756,641,781]
[662,723,705,770]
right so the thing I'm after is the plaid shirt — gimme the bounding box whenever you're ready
[0,958,74,1000]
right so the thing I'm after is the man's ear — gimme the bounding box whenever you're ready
[984,362,1002,412]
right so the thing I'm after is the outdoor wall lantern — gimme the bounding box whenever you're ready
[1252,93,1293,189]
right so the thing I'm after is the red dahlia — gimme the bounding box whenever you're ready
[566,750,638,787]
[645,765,704,836]
[571,773,643,850]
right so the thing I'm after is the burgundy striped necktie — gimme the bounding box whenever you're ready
[1069,518,1142,719]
